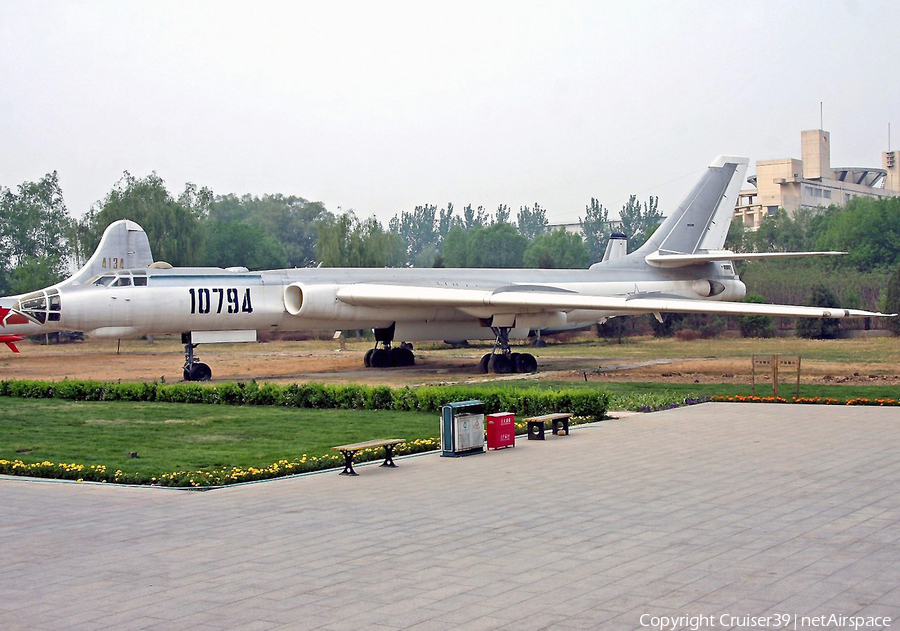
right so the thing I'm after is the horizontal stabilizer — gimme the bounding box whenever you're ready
[0,335,24,353]
[645,250,847,268]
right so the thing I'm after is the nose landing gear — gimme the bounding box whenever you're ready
[182,334,212,381]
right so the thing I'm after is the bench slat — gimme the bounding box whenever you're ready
[332,438,405,452]
[522,413,572,422]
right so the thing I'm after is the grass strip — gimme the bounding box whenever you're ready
[0,399,441,486]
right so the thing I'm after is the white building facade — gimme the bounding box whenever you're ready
[735,129,900,229]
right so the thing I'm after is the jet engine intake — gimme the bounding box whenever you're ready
[692,279,726,297]
[283,283,342,318]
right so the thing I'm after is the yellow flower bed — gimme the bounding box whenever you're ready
[0,438,444,488]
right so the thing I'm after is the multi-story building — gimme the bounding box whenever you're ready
[734,129,900,229]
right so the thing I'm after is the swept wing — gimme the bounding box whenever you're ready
[337,283,889,319]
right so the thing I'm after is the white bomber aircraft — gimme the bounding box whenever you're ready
[0,156,892,380]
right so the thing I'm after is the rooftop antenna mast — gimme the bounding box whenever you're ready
[820,102,823,129]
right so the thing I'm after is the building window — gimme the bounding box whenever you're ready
[823,190,831,199]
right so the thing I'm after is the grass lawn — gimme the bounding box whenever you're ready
[1,398,441,476]
[3,377,898,482]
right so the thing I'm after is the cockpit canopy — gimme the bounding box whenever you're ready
[88,270,148,287]
[16,288,61,324]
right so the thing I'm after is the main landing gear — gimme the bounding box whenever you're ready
[182,333,212,381]
[364,324,415,368]
[480,326,538,374]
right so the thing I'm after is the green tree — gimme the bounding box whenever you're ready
[580,197,610,263]
[724,215,747,252]
[796,285,841,339]
[814,197,900,271]
[0,172,72,294]
[462,204,489,230]
[199,222,289,270]
[748,208,810,253]
[178,182,214,220]
[5,257,64,296]
[885,262,900,336]
[78,172,201,266]
[390,204,439,267]
[494,204,511,225]
[442,226,471,267]
[315,213,405,267]
[208,193,331,268]
[524,229,589,269]
[470,223,526,267]
[442,223,527,268]
[517,203,548,240]
[438,203,460,244]
[619,195,661,251]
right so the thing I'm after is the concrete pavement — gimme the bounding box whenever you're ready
[1,402,899,630]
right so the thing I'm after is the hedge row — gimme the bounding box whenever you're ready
[0,379,610,421]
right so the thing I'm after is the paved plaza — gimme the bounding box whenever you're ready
[1,402,899,630]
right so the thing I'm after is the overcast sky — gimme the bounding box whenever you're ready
[2,0,898,226]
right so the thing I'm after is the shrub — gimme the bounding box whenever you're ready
[736,293,775,338]
[7,380,54,399]
[0,379,610,421]
[796,285,841,339]
[215,382,244,405]
[886,262,900,336]
[156,384,206,404]
[365,386,394,410]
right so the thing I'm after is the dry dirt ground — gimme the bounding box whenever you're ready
[2,335,899,388]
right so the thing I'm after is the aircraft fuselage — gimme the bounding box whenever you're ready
[10,262,746,343]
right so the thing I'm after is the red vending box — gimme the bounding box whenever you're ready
[486,413,515,450]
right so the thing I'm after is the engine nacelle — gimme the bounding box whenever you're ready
[692,279,726,297]
[283,283,342,318]
[691,278,747,301]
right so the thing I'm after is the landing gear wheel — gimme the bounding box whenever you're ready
[391,347,415,367]
[479,354,491,373]
[188,362,212,382]
[369,348,391,368]
[488,354,512,374]
[364,348,374,367]
[181,337,212,382]
[515,353,538,374]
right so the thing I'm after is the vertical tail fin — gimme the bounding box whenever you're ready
[635,156,748,257]
[60,220,153,287]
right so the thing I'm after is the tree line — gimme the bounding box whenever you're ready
[3,169,900,321]
[0,170,664,295]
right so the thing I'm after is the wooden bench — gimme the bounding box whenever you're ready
[523,413,572,440]
[331,438,405,476]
